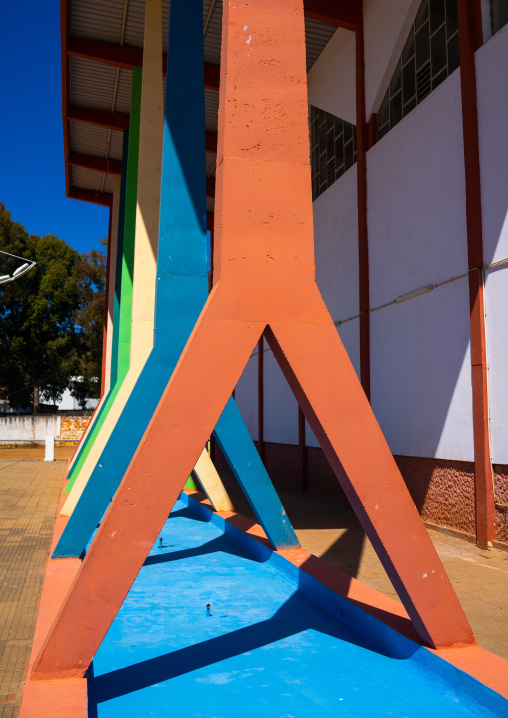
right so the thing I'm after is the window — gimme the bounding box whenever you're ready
[309,105,357,201]
[491,0,508,33]
[377,0,460,140]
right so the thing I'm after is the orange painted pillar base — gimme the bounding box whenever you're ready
[32,0,474,679]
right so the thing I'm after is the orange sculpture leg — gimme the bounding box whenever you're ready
[33,0,474,679]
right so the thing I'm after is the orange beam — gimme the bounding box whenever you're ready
[69,153,122,175]
[67,38,221,90]
[304,0,361,29]
[67,106,130,131]
[69,187,113,207]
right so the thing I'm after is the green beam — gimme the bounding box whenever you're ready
[65,67,142,493]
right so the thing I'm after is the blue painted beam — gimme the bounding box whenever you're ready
[53,0,298,559]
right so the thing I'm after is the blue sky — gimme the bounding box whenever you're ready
[0,3,109,254]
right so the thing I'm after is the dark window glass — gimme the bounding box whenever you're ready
[447,32,460,74]
[310,120,318,149]
[326,128,334,158]
[402,57,416,105]
[318,118,326,148]
[416,23,430,69]
[327,159,336,186]
[335,135,344,170]
[378,90,389,129]
[402,29,415,64]
[309,104,357,199]
[403,96,417,116]
[312,175,319,201]
[430,0,445,33]
[390,91,403,127]
[445,0,458,35]
[492,0,508,32]
[344,141,354,170]
[312,146,319,172]
[416,0,429,28]
[390,61,402,95]
[431,24,447,77]
[432,67,447,90]
[377,0,460,142]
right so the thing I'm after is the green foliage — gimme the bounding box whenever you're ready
[0,203,106,413]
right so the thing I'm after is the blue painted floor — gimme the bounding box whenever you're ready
[88,498,506,717]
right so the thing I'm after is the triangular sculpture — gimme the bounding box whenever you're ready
[33,0,474,680]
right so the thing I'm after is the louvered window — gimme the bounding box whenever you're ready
[377,0,460,140]
[309,105,357,201]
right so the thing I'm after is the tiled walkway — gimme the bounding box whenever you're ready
[1,451,507,717]
[0,452,71,718]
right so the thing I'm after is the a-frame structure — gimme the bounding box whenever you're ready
[33,0,474,680]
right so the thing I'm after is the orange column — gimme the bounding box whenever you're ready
[33,0,474,680]
[457,0,495,549]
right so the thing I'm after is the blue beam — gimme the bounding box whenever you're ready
[53,0,298,559]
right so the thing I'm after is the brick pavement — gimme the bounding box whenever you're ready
[1,452,507,718]
[0,457,68,718]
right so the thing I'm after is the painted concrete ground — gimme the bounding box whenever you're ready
[87,498,505,718]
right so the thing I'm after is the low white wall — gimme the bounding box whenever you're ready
[0,415,62,441]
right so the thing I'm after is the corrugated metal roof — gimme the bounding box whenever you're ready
[67,0,338,199]
[72,0,127,44]
[204,88,219,132]
[72,165,104,191]
[305,18,337,70]
[70,57,119,111]
[203,0,222,66]
[206,153,216,177]
[103,174,115,194]
[71,122,109,156]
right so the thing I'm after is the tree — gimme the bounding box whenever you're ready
[68,242,107,409]
[0,203,106,414]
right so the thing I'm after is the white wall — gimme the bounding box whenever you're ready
[367,70,468,307]
[367,70,474,459]
[263,350,299,445]
[364,0,422,115]
[370,279,474,460]
[476,24,508,464]
[485,266,508,464]
[307,28,356,124]
[234,352,259,441]
[0,416,61,441]
[476,22,508,265]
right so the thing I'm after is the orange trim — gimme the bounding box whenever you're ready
[355,18,370,400]
[457,0,494,548]
[67,106,130,131]
[61,0,71,200]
